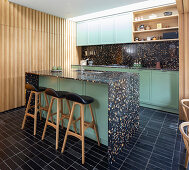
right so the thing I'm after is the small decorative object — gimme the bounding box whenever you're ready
[141,38,145,41]
[85,51,88,56]
[165,25,170,28]
[157,23,162,29]
[156,62,161,69]
[137,17,141,21]
[135,37,139,41]
[137,26,140,31]
[51,66,62,72]
[149,14,157,19]
[140,16,144,20]
[146,25,151,30]
[147,37,152,41]
[135,17,138,21]
[152,37,157,40]
[88,60,93,66]
[164,11,172,16]
[57,66,62,70]
[139,24,145,31]
[52,66,57,70]
[80,60,87,66]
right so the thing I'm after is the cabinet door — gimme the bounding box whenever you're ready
[151,71,179,109]
[100,16,115,44]
[88,19,100,45]
[77,22,88,46]
[130,70,151,104]
[139,70,151,104]
[115,13,133,43]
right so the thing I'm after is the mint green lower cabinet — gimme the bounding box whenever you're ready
[140,71,151,104]
[71,66,179,114]
[150,71,179,112]
[39,75,108,146]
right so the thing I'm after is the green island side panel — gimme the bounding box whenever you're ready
[39,75,108,146]
[72,65,179,114]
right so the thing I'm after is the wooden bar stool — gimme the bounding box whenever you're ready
[42,88,77,150]
[61,93,100,164]
[179,122,189,168]
[21,83,49,135]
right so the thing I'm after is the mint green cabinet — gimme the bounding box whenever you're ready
[76,12,133,46]
[77,22,88,46]
[115,13,133,43]
[88,19,100,45]
[100,16,115,44]
[129,69,151,104]
[150,71,179,111]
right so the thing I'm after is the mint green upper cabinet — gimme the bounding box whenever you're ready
[100,16,115,44]
[151,71,179,110]
[115,13,133,43]
[76,12,133,46]
[77,22,88,46]
[88,19,100,45]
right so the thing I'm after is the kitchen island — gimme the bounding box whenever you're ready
[72,65,179,114]
[25,69,139,165]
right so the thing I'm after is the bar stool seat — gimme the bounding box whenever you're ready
[66,93,94,104]
[42,88,77,150]
[22,83,49,135]
[45,88,70,98]
[61,92,100,164]
[25,84,46,92]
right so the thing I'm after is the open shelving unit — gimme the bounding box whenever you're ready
[132,4,179,43]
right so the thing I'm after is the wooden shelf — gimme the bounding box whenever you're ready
[133,15,178,23]
[132,39,179,43]
[133,27,179,33]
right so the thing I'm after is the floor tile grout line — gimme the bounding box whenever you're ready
[144,112,168,170]
[118,108,149,170]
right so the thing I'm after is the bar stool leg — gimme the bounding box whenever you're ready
[89,104,100,146]
[66,100,77,133]
[42,98,54,140]
[81,104,85,164]
[61,102,76,153]
[61,99,64,129]
[39,93,42,121]
[56,98,60,150]
[21,91,33,129]
[34,92,38,136]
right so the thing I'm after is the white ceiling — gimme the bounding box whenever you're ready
[9,0,147,18]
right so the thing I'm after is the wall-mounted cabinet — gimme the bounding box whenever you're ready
[76,12,133,46]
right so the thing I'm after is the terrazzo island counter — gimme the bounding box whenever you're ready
[25,69,140,166]
[72,65,179,114]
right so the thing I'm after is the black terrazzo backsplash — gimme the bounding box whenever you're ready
[82,41,179,70]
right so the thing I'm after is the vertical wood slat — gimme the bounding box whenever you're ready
[0,0,79,112]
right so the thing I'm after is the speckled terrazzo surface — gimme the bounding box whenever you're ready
[72,65,178,71]
[26,69,139,84]
[82,41,179,71]
[26,69,140,165]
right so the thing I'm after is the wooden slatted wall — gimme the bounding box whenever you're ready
[0,0,80,112]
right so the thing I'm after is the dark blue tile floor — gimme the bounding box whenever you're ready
[0,107,187,170]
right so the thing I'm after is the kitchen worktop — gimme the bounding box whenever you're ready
[26,69,139,84]
[72,65,179,71]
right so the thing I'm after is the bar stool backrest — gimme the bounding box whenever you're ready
[181,99,189,121]
[179,122,189,168]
